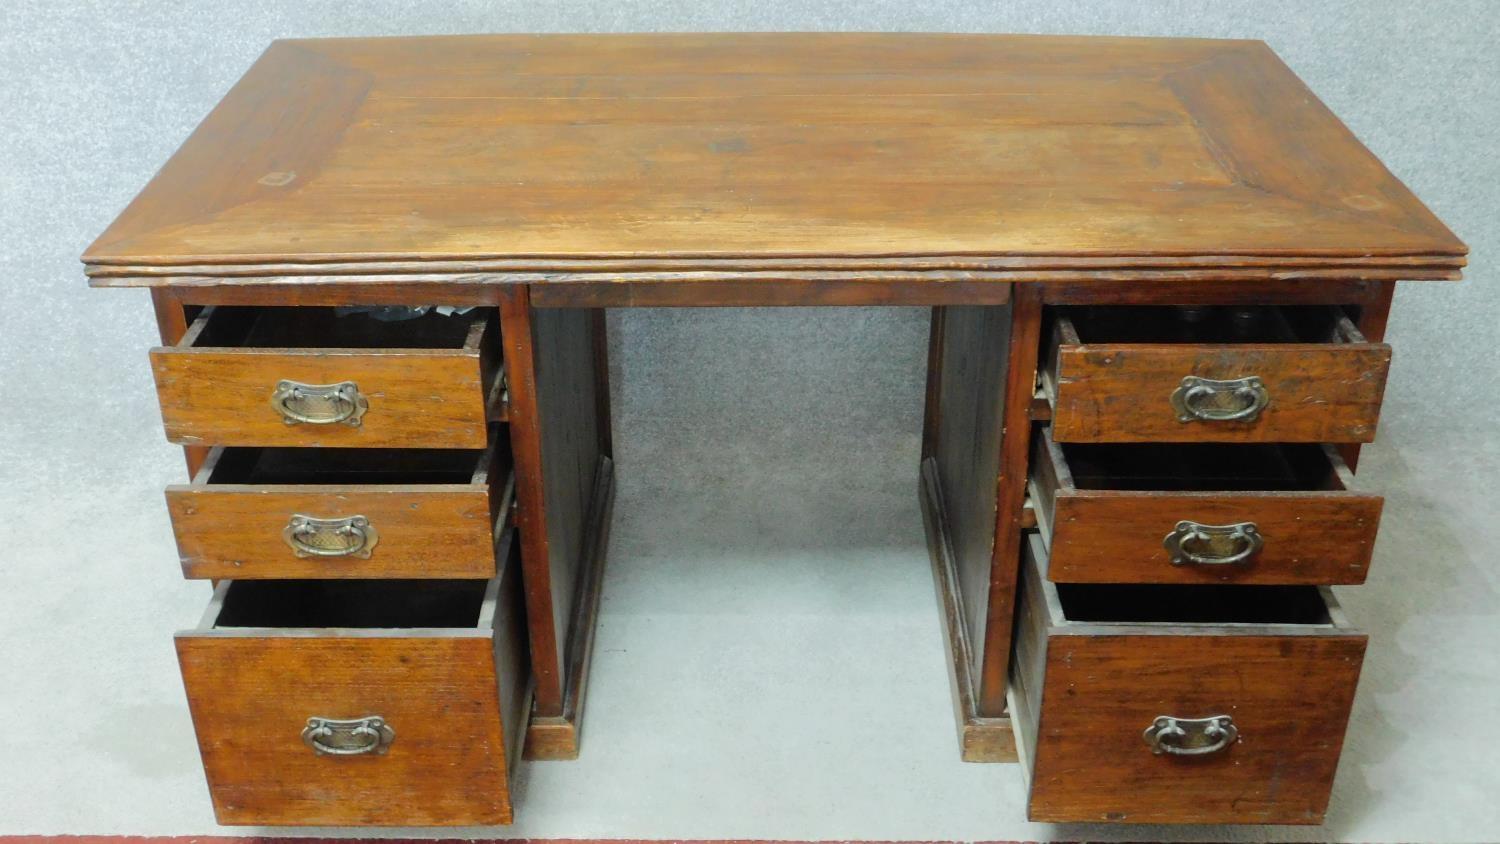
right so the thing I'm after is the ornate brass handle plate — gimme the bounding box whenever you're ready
[1143,714,1238,756]
[271,380,368,426]
[283,514,378,558]
[1170,375,1269,423]
[301,716,394,756]
[1163,520,1263,566]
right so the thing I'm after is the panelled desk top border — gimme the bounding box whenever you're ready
[85,32,1464,289]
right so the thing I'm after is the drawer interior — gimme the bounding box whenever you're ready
[212,579,490,629]
[1056,304,1362,345]
[203,445,489,486]
[187,305,491,349]
[1054,581,1333,626]
[1059,440,1346,492]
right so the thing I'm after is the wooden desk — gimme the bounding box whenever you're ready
[88,33,1464,827]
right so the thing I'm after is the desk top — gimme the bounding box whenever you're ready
[86,33,1464,284]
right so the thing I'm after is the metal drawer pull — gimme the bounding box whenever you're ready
[283,514,378,558]
[1163,520,1263,566]
[271,379,368,426]
[302,716,394,756]
[1170,375,1269,423]
[1143,715,1238,756]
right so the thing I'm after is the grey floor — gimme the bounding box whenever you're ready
[2,306,1498,841]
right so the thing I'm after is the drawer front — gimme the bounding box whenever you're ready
[1029,630,1366,824]
[176,557,528,827]
[1044,492,1381,585]
[1030,432,1382,585]
[151,348,492,448]
[1048,343,1390,443]
[166,486,497,579]
[1014,535,1367,825]
[177,634,511,826]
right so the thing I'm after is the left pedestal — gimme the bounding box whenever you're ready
[146,292,533,826]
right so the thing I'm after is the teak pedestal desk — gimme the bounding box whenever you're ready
[87,34,1465,827]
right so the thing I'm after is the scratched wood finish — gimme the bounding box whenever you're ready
[1043,308,1392,443]
[175,553,529,826]
[152,307,500,448]
[84,34,1464,283]
[166,444,509,579]
[1013,535,1366,824]
[1030,428,1382,585]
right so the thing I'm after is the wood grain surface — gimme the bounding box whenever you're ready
[152,309,495,448]
[85,34,1464,281]
[166,481,498,579]
[1014,536,1366,824]
[1044,310,1392,444]
[176,589,524,824]
[1031,430,1382,584]
[979,287,1045,714]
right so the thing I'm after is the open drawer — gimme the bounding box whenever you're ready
[151,306,505,448]
[166,430,512,579]
[1010,533,1366,825]
[175,535,530,826]
[1040,305,1390,443]
[1029,426,1382,585]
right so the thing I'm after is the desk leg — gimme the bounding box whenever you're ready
[978,285,1043,717]
[920,289,1039,762]
[503,287,614,760]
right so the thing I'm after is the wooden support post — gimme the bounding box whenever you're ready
[977,284,1043,716]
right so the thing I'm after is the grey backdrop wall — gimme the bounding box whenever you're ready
[1,1,1496,839]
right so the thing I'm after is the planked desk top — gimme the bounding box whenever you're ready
[86,33,1465,285]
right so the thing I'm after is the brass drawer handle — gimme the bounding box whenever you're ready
[1170,375,1269,423]
[1143,715,1238,756]
[302,716,394,756]
[283,514,379,558]
[271,380,368,426]
[1163,520,1262,566]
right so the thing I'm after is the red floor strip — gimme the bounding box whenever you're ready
[0,839,1026,844]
